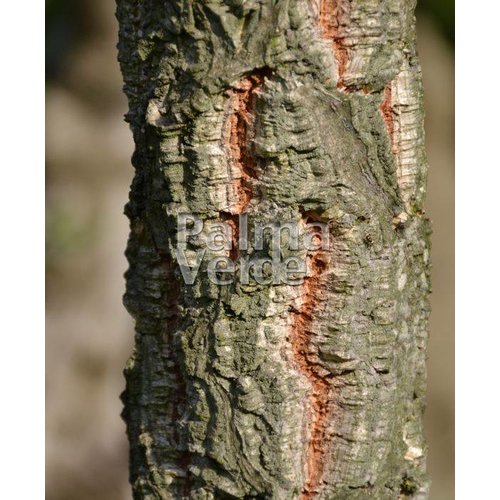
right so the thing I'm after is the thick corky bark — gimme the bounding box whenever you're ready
[117,0,430,498]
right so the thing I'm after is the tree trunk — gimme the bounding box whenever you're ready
[116,0,430,498]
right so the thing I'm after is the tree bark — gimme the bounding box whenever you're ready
[117,0,430,498]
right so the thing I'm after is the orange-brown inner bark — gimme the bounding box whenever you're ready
[319,0,348,89]
[223,69,270,258]
[380,84,397,153]
[291,218,333,499]
[227,72,268,213]
[225,74,334,496]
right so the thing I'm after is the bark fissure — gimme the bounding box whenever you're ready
[380,83,396,153]
[291,214,334,499]
[319,0,349,90]
[222,69,271,260]
[225,69,271,214]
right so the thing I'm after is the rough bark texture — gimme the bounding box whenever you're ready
[117,0,430,498]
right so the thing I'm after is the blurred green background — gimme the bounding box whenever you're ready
[45,1,454,498]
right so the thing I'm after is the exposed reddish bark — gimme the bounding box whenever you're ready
[319,0,349,89]
[225,70,269,213]
[380,83,397,153]
[291,216,334,499]
[223,68,271,258]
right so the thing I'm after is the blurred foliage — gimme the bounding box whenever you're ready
[46,206,96,271]
[46,0,76,79]
[417,0,454,45]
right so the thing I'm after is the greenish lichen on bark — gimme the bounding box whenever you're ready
[116,0,431,498]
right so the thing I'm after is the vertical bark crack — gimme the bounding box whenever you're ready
[291,213,334,499]
[222,68,271,258]
[380,83,397,154]
[319,0,349,90]
[225,69,271,213]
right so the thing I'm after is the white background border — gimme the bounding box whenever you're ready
[0,0,492,497]
[0,1,45,497]
[456,0,498,497]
